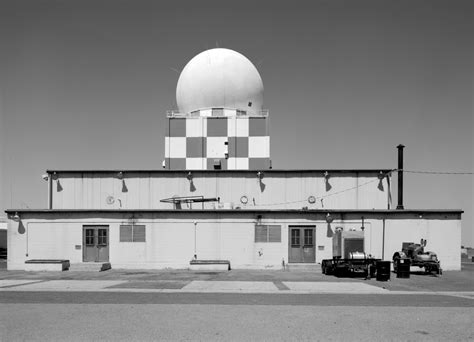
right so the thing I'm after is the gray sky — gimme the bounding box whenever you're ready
[1,0,473,245]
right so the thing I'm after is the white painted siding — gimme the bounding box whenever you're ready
[51,171,391,211]
[7,213,461,271]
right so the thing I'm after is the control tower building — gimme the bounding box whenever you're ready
[164,48,270,170]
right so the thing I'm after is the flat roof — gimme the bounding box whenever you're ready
[5,209,463,215]
[46,169,394,174]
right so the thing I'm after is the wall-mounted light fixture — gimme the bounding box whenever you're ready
[116,171,128,192]
[377,171,385,191]
[12,212,20,222]
[186,171,193,180]
[257,171,263,179]
[324,171,332,192]
[325,213,334,224]
[51,172,63,192]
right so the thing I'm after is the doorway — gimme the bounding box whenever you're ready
[288,226,315,263]
[83,226,109,262]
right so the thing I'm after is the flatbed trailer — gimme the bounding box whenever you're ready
[321,256,380,278]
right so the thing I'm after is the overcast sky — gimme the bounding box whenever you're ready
[0,0,473,245]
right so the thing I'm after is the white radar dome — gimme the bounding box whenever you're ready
[176,48,264,114]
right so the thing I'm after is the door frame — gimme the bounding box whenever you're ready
[82,225,110,262]
[288,225,316,263]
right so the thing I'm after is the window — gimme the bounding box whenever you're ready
[85,229,95,246]
[98,229,108,245]
[291,229,300,247]
[255,225,281,243]
[120,225,146,242]
[304,229,314,246]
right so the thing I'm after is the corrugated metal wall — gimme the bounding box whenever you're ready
[51,171,390,210]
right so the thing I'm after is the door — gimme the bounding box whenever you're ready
[289,226,315,263]
[83,226,109,262]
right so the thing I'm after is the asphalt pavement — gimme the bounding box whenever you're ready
[1,260,473,293]
[1,260,473,341]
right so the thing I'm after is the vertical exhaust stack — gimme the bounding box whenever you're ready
[396,144,405,210]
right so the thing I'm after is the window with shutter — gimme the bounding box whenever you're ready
[255,225,268,242]
[268,225,281,242]
[120,225,133,242]
[133,225,146,242]
[255,225,281,243]
[120,224,146,242]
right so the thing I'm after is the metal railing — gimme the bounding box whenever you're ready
[166,108,269,118]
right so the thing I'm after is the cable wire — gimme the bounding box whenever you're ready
[253,178,380,207]
[401,170,473,175]
[250,168,472,208]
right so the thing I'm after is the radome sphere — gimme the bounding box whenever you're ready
[176,48,264,114]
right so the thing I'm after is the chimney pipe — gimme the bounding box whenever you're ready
[396,144,405,209]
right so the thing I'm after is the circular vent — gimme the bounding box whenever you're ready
[106,196,115,205]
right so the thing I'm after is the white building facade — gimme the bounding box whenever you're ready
[3,48,463,271]
[6,170,462,270]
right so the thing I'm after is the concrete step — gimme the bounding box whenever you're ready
[70,262,111,272]
[286,263,321,272]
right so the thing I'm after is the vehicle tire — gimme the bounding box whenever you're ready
[335,266,346,278]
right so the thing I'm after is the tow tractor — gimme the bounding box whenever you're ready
[392,239,442,275]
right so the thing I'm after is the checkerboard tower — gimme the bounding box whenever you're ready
[164,48,270,170]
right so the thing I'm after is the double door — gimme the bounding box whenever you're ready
[83,226,109,262]
[289,226,315,263]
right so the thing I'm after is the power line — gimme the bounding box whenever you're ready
[253,178,380,207]
[396,169,473,175]
[250,169,472,208]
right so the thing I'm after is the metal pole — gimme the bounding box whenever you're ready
[396,144,405,210]
[193,221,197,260]
[382,218,386,260]
[48,173,53,209]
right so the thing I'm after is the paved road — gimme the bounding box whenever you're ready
[0,291,473,306]
[1,290,473,341]
[1,265,472,340]
[1,301,472,341]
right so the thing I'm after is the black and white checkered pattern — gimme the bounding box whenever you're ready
[165,110,270,170]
